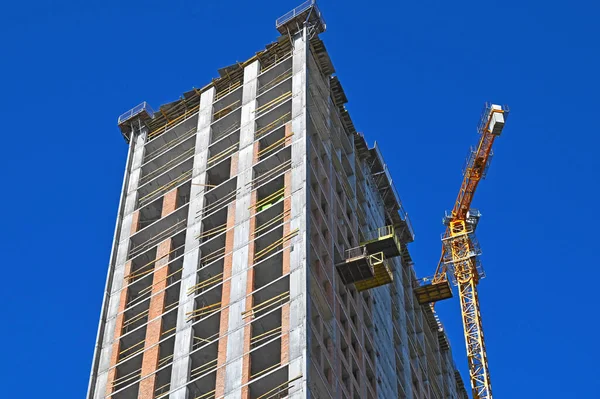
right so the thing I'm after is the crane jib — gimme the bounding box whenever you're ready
[417,103,508,399]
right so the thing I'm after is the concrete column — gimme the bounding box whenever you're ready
[288,28,309,399]
[239,191,255,399]
[222,59,259,399]
[92,126,147,399]
[394,256,413,399]
[169,88,215,399]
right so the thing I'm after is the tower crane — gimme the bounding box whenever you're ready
[414,103,508,399]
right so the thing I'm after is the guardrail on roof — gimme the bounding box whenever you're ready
[275,0,326,32]
[118,102,155,125]
[276,0,314,27]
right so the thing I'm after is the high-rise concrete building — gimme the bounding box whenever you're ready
[87,2,469,399]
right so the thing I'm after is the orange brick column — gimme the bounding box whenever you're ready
[281,170,292,366]
[138,188,178,398]
[131,210,140,235]
[240,188,258,399]
[105,260,133,397]
[215,202,236,397]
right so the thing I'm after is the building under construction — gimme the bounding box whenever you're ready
[87,2,469,398]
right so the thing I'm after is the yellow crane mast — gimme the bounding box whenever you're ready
[414,103,508,399]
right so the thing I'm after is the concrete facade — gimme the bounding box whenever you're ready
[88,4,469,399]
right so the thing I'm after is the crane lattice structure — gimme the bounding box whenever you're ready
[414,103,508,399]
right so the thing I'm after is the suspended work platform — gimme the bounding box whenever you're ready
[336,247,374,285]
[414,279,453,305]
[336,247,394,291]
[355,252,393,292]
[360,225,402,258]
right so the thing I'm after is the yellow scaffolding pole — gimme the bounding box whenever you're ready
[136,267,183,299]
[198,189,239,218]
[211,120,240,143]
[140,147,195,184]
[251,188,285,211]
[254,229,298,262]
[138,171,192,206]
[194,390,216,399]
[251,160,292,189]
[207,142,239,167]
[214,80,242,101]
[161,326,177,338]
[255,375,303,399]
[199,247,226,266]
[258,68,293,95]
[242,291,290,319]
[250,362,280,380]
[196,223,227,241]
[128,219,187,258]
[144,126,197,162]
[257,133,294,159]
[250,326,282,347]
[253,208,291,237]
[148,104,200,139]
[125,243,185,281]
[259,51,292,73]
[155,382,171,399]
[187,273,224,296]
[122,309,149,329]
[255,112,291,139]
[254,91,292,116]
[213,99,241,121]
[190,358,218,379]
[192,332,220,350]
[186,302,222,322]
[110,368,141,387]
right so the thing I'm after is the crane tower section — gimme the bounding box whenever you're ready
[415,104,508,399]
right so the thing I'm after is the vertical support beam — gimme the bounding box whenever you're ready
[288,27,309,399]
[396,256,413,399]
[223,59,259,399]
[169,88,215,399]
[92,126,147,399]
[138,188,178,398]
[240,187,256,399]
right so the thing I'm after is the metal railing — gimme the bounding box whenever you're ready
[344,246,368,260]
[276,0,315,27]
[118,101,154,125]
[362,225,395,243]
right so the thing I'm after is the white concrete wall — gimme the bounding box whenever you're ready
[89,124,147,399]
[288,28,309,399]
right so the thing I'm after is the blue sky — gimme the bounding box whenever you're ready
[0,0,598,397]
